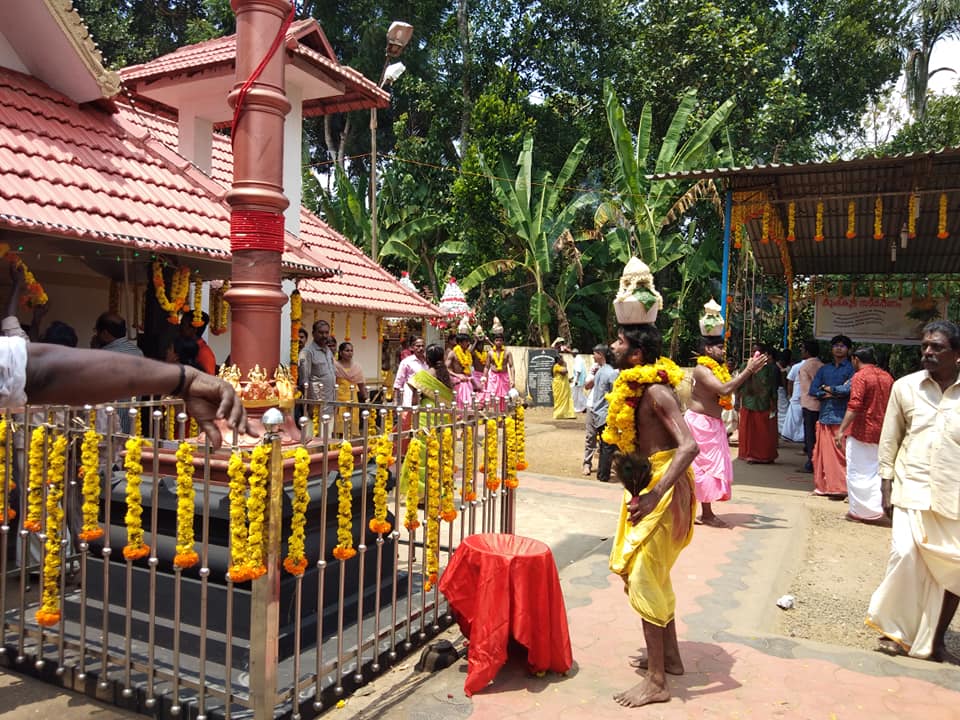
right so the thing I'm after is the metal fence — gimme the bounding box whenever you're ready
[0,396,522,719]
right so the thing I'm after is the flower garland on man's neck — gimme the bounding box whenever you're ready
[0,417,12,522]
[462,426,476,502]
[36,433,67,627]
[333,442,357,560]
[369,427,394,535]
[696,355,733,410]
[173,441,198,569]
[78,410,104,542]
[402,436,424,530]
[423,429,441,591]
[490,349,506,372]
[283,446,311,575]
[515,406,528,471]
[123,427,150,560]
[601,357,684,454]
[440,428,457,522]
[484,418,500,492]
[24,425,46,532]
[453,344,472,374]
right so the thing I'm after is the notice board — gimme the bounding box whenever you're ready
[526,350,559,406]
[814,295,947,345]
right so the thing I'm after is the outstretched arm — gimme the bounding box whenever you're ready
[25,343,248,447]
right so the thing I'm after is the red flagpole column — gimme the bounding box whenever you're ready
[225,0,293,378]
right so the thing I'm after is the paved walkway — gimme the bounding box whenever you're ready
[4,436,960,719]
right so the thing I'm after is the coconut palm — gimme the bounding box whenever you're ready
[459,134,592,346]
[902,0,960,119]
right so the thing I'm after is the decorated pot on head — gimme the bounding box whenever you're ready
[490,316,505,339]
[613,257,662,325]
[699,298,724,337]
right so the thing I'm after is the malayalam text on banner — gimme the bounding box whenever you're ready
[813,295,946,345]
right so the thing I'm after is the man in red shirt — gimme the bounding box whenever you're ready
[834,346,893,524]
[180,311,216,375]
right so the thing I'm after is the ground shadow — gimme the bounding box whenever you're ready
[658,640,741,700]
[461,639,579,696]
[717,511,790,531]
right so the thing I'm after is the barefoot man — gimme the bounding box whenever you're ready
[684,299,767,527]
[603,258,699,708]
[447,317,478,411]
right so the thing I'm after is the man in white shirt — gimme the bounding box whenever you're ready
[866,320,960,661]
[393,336,427,406]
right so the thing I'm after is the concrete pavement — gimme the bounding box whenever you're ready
[4,428,960,719]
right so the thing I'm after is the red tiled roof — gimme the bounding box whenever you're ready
[117,97,439,318]
[0,67,331,277]
[119,18,389,119]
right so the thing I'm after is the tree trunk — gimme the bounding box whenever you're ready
[458,0,472,144]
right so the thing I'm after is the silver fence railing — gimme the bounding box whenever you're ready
[0,394,524,719]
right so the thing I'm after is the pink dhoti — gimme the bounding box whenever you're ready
[486,369,511,409]
[813,422,847,495]
[455,380,474,410]
[684,410,733,503]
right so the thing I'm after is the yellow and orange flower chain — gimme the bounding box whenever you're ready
[78,410,104,542]
[697,355,733,410]
[423,429,441,591]
[283,446,311,575]
[173,441,198,569]
[602,357,684,454]
[333,441,357,560]
[36,434,67,627]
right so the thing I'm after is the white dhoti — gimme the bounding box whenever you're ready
[845,436,884,521]
[866,506,960,657]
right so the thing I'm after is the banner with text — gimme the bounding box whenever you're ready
[814,295,947,345]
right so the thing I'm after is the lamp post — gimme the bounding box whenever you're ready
[370,21,413,263]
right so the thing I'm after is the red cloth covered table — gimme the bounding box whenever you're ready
[438,533,573,696]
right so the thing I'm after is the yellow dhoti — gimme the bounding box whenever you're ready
[609,449,696,627]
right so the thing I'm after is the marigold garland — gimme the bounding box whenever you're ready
[873,197,884,240]
[462,426,476,501]
[0,417,12,522]
[333,442,357,560]
[283,446,311,575]
[369,432,394,535]
[938,193,950,239]
[122,434,150,560]
[908,193,918,239]
[484,419,500,492]
[761,203,771,244]
[402,437,424,530]
[490,349,506,372]
[786,202,796,241]
[24,425,46,533]
[503,417,519,490]
[78,411,104,542]
[515,405,528,471]
[602,357,684,454]
[423,429,441,591]
[290,290,302,386]
[453,344,472,374]
[210,281,230,335]
[166,405,176,441]
[36,434,67,627]
[344,312,352,342]
[10,255,48,309]
[697,355,733,410]
[361,311,367,340]
[173,441,198,568]
[243,444,270,579]
[226,450,252,581]
[152,261,190,324]
[440,428,457,521]
[846,200,856,239]
[814,201,824,242]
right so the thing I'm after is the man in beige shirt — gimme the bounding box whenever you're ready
[866,320,960,661]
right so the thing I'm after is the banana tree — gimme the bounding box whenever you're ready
[598,79,735,272]
[460,133,592,345]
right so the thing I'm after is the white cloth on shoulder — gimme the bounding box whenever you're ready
[0,336,28,408]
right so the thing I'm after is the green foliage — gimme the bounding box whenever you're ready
[886,83,960,152]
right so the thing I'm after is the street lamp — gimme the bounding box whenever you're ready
[370,21,414,263]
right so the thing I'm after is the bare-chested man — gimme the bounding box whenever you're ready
[685,337,767,526]
[446,331,476,410]
[607,323,699,707]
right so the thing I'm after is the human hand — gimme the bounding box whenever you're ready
[180,367,251,448]
[746,353,767,375]
[833,431,844,448]
[881,478,893,518]
[627,488,660,524]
